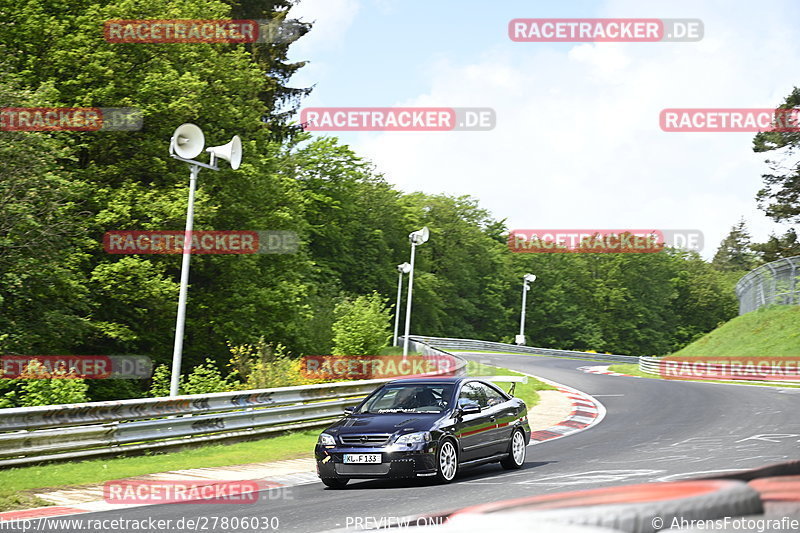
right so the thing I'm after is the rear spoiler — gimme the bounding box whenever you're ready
[482,375,527,397]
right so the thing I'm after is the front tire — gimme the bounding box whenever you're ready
[500,428,526,470]
[321,478,349,489]
[435,439,459,483]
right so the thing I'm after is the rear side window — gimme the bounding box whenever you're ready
[476,382,506,406]
[459,382,506,408]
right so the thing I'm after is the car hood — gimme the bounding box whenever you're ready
[324,412,443,435]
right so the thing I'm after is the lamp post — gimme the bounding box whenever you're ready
[393,262,412,346]
[402,227,430,357]
[168,123,242,397]
[516,273,537,345]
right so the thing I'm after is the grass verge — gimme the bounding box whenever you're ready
[0,429,319,511]
[466,360,556,408]
[607,363,653,378]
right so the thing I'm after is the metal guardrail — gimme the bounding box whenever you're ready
[0,339,465,467]
[410,336,639,364]
[735,255,800,314]
[639,357,798,385]
[639,357,663,375]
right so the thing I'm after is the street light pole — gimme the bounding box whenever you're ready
[167,123,242,397]
[402,227,429,357]
[169,164,199,397]
[516,273,536,346]
[393,262,411,347]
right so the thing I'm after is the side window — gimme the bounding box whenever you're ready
[458,383,483,407]
[470,382,505,408]
[478,383,506,407]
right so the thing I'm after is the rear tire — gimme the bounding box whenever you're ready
[435,439,459,483]
[500,428,526,470]
[321,478,349,489]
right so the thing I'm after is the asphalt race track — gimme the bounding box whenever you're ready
[49,352,800,532]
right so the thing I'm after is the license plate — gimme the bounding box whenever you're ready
[343,454,381,464]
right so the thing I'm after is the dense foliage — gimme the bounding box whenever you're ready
[0,0,741,404]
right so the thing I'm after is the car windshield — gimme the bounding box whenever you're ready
[357,384,454,414]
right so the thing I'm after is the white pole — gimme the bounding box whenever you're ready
[519,280,528,339]
[393,270,404,346]
[402,243,417,357]
[169,164,199,397]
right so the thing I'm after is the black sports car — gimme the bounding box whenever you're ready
[314,376,531,488]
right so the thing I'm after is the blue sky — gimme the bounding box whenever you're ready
[287,0,800,257]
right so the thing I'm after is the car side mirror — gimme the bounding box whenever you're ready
[458,402,481,416]
[343,406,355,415]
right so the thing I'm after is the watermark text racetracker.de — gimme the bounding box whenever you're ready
[300,107,495,131]
[1,355,151,379]
[509,18,703,42]
[103,230,299,254]
[659,356,800,382]
[103,479,290,504]
[104,18,303,44]
[0,107,142,131]
[301,355,458,381]
[661,108,800,132]
[508,229,703,253]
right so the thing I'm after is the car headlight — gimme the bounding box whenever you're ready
[394,431,431,446]
[318,433,336,446]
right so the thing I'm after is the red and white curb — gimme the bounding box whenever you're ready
[517,372,607,446]
[0,470,319,523]
[578,365,641,378]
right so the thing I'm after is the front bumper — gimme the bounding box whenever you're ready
[315,444,437,479]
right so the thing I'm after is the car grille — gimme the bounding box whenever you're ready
[339,434,391,446]
[335,464,391,475]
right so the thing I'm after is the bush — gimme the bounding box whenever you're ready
[183,359,233,395]
[228,338,311,389]
[149,359,234,396]
[331,292,392,356]
[148,364,172,397]
[0,360,89,407]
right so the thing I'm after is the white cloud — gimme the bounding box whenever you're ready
[352,1,800,257]
[289,0,360,54]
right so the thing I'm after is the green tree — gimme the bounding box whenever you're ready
[399,193,515,340]
[0,75,91,354]
[751,229,800,262]
[0,0,316,372]
[332,292,393,355]
[753,87,800,222]
[712,220,758,272]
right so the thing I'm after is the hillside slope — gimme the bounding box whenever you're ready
[670,305,800,358]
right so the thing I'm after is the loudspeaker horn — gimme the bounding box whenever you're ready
[170,123,205,159]
[409,226,430,245]
[419,226,430,243]
[206,135,242,170]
